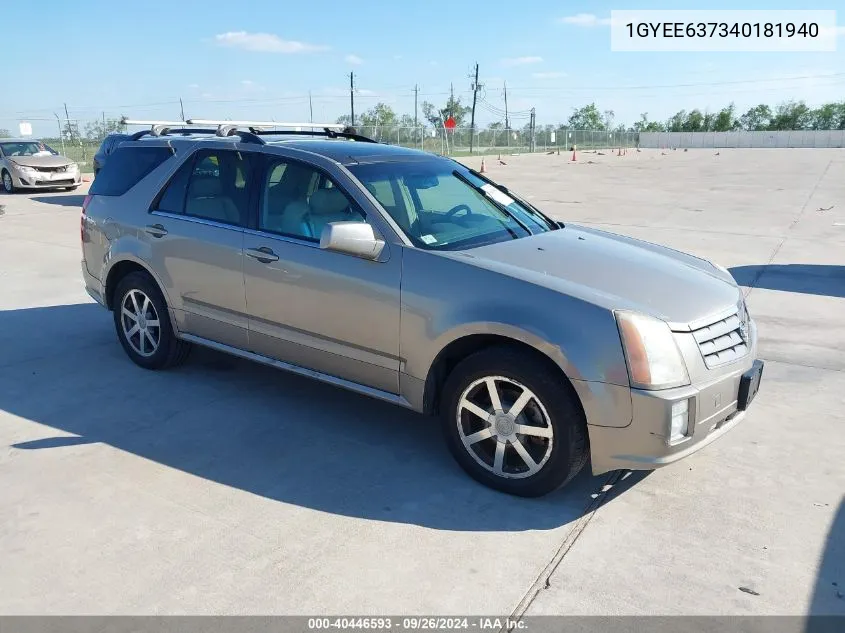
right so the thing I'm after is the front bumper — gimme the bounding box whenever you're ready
[11,168,81,189]
[589,358,763,474]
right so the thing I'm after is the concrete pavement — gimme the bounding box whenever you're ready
[0,149,843,616]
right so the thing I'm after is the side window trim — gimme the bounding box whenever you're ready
[254,154,369,243]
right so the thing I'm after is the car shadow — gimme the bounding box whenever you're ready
[30,194,85,207]
[730,264,845,298]
[0,302,646,533]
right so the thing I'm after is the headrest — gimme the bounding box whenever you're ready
[309,188,349,216]
[189,177,222,198]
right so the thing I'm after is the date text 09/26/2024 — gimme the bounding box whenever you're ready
[307,617,526,630]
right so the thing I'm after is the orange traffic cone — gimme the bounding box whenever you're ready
[571,147,577,162]
[480,158,486,173]
[617,147,622,157]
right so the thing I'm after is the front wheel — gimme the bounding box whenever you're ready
[440,346,589,497]
[64,185,79,191]
[1,170,14,194]
[113,271,191,370]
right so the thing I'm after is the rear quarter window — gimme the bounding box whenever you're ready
[90,145,173,196]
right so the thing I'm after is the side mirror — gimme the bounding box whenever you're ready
[319,222,385,261]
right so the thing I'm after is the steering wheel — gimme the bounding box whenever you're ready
[445,204,473,220]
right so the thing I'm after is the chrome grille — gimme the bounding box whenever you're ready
[692,306,749,368]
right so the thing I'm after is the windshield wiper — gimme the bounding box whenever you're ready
[452,170,532,236]
[466,167,561,230]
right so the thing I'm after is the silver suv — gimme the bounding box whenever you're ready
[81,121,763,497]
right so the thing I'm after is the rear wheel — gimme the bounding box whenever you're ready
[113,271,191,370]
[1,170,14,194]
[440,346,589,497]
[64,186,79,191]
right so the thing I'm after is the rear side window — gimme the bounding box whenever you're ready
[89,146,173,196]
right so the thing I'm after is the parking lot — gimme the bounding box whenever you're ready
[1,148,843,616]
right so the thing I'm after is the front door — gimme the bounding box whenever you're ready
[242,155,402,394]
[146,147,257,349]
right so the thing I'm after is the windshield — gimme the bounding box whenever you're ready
[348,159,555,250]
[0,141,58,157]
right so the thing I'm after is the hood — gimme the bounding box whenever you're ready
[460,225,741,329]
[8,155,73,168]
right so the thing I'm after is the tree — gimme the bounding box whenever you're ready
[768,100,812,131]
[358,102,397,128]
[602,109,615,131]
[0,128,10,138]
[84,118,127,141]
[633,113,665,132]
[567,103,605,130]
[682,109,705,132]
[739,104,772,131]
[62,121,82,144]
[713,103,740,132]
[667,110,687,132]
[487,121,504,130]
[421,95,471,128]
[810,102,845,130]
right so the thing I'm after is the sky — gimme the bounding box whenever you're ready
[2,0,844,137]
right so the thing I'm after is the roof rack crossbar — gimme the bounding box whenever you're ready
[187,119,345,129]
[246,128,378,143]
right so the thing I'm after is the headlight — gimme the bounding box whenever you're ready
[615,311,690,390]
[67,163,79,171]
[15,164,36,173]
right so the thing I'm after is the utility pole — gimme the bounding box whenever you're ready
[309,91,313,125]
[414,84,419,148]
[529,108,536,152]
[469,63,480,153]
[179,98,185,121]
[503,81,510,149]
[349,72,355,127]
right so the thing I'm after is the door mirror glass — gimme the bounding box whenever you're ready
[319,222,385,260]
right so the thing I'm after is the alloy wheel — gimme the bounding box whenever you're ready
[456,376,554,479]
[120,289,161,357]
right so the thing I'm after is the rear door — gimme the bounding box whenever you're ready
[146,146,258,349]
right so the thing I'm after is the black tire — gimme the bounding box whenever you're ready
[1,170,14,194]
[112,271,191,370]
[440,346,589,497]
[64,186,79,191]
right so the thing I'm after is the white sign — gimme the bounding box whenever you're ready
[19,122,33,136]
[550,132,556,143]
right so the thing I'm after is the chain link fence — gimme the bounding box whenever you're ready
[23,120,640,172]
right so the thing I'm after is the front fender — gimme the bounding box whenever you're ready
[400,248,630,387]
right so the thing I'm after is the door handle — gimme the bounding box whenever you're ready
[145,223,168,238]
[246,247,279,263]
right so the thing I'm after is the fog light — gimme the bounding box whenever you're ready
[670,399,690,443]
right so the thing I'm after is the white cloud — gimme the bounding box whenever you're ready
[345,54,364,65]
[214,31,328,53]
[558,13,612,27]
[502,56,543,67]
[241,80,254,86]
[188,83,200,89]
[531,71,567,79]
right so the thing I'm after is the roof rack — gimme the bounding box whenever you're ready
[121,118,265,144]
[120,118,377,144]
[185,119,378,143]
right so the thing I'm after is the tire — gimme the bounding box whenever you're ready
[440,346,589,497]
[112,271,191,370]
[1,170,14,194]
[64,186,79,191]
